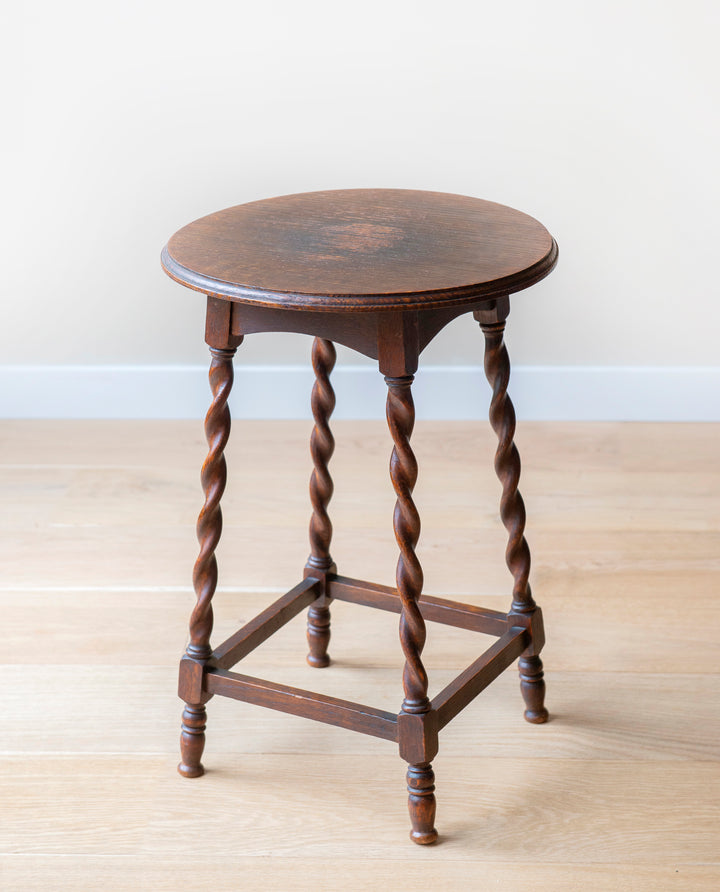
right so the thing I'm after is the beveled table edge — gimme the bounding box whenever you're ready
[160,239,558,313]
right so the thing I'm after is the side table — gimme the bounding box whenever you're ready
[161,188,558,844]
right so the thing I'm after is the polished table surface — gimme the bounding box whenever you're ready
[162,188,557,311]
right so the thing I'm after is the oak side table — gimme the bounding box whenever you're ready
[161,189,558,844]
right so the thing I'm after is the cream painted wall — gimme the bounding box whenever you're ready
[3,1,719,374]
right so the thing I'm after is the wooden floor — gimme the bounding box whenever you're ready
[1,420,718,891]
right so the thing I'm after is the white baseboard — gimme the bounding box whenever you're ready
[0,364,718,421]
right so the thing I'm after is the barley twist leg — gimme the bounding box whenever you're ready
[480,319,548,724]
[179,345,237,777]
[305,338,337,667]
[386,374,437,845]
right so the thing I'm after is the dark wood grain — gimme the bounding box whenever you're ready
[519,655,549,724]
[162,189,557,311]
[476,303,549,724]
[205,669,398,741]
[431,627,530,729]
[178,344,237,778]
[327,575,510,636]
[210,577,320,671]
[386,375,429,717]
[304,337,337,668]
[165,188,558,845]
[228,300,496,362]
[406,764,438,845]
[384,371,439,844]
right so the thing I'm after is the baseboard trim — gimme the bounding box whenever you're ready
[0,364,718,421]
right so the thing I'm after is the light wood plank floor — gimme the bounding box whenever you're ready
[1,420,718,891]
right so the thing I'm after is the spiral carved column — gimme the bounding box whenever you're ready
[305,338,337,667]
[386,375,437,844]
[480,319,548,724]
[179,345,238,777]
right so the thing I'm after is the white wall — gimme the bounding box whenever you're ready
[3,1,719,417]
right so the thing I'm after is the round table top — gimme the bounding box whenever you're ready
[162,189,557,312]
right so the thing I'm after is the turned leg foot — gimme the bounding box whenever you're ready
[306,602,331,667]
[519,655,549,723]
[407,763,438,845]
[178,704,207,777]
